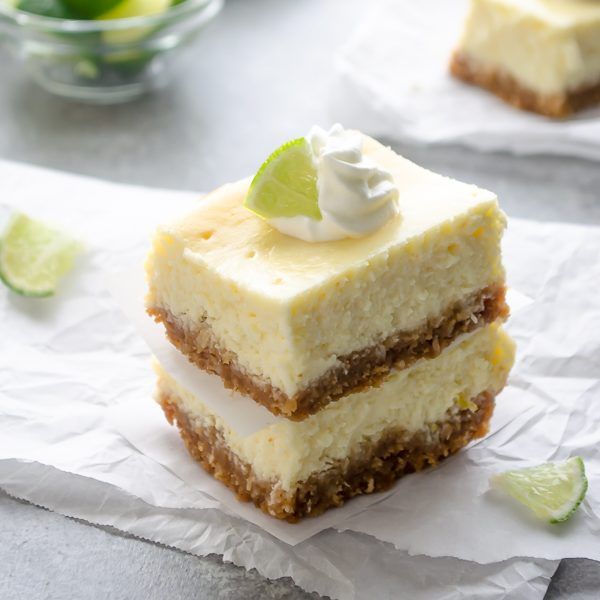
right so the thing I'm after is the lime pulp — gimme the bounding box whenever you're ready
[491,456,588,523]
[0,213,81,297]
[244,137,321,221]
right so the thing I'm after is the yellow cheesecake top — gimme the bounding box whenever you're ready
[156,135,498,300]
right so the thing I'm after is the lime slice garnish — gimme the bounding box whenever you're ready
[0,213,82,297]
[245,137,321,221]
[491,457,588,523]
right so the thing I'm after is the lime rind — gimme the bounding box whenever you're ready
[15,0,177,20]
[97,0,171,45]
[15,0,78,18]
[97,0,171,20]
[60,0,122,19]
[0,213,82,297]
[244,137,321,221]
[491,456,588,524]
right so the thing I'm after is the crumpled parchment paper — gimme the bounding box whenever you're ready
[5,159,599,598]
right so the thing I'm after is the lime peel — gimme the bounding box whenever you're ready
[97,0,171,45]
[244,137,321,221]
[0,213,82,297]
[491,456,588,524]
[60,0,122,19]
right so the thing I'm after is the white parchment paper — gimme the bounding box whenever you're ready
[6,160,600,597]
[106,269,281,437]
[335,0,600,161]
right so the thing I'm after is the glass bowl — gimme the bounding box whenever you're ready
[0,0,223,103]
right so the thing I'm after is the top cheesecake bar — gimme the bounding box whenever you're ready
[146,134,508,419]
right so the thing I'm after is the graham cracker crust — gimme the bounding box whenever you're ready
[149,284,507,420]
[450,51,600,118]
[158,389,496,522]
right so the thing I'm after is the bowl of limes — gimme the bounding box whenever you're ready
[0,0,223,103]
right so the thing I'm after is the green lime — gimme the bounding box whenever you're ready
[245,137,321,221]
[97,0,171,45]
[60,0,121,18]
[0,213,82,297]
[491,457,588,523]
[97,0,171,20]
[16,0,77,19]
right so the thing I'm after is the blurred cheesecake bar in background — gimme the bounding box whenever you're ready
[145,126,515,520]
[450,0,600,117]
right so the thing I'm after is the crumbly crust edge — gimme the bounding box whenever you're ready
[450,51,600,118]
[158,389,497,522]
[148,284,508,419]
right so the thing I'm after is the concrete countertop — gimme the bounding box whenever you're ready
[1,0,599,598]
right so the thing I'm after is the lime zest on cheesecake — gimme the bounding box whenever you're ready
[491,457,588,523]
[0,213,82,297]
[245,137,321,221]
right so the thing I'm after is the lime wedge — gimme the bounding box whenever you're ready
[491,457,588,523]
[0,213,82,297]
[245,137,321,221]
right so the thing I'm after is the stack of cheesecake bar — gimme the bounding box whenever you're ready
[145,134,515,522]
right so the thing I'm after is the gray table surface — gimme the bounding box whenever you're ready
[1,0,599,598]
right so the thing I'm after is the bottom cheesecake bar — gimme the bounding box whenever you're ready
[154,323,515,522]
[450,51,600,118]
[159,389,495,521]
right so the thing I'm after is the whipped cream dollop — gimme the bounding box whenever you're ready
[269,124,400,242]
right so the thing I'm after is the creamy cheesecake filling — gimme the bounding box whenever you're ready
[149,283,508,418]
[159,388,497,521]
[154,323,515,492]
[456,0,600,96]
[451,51,600,117]
[146,137,506,398]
